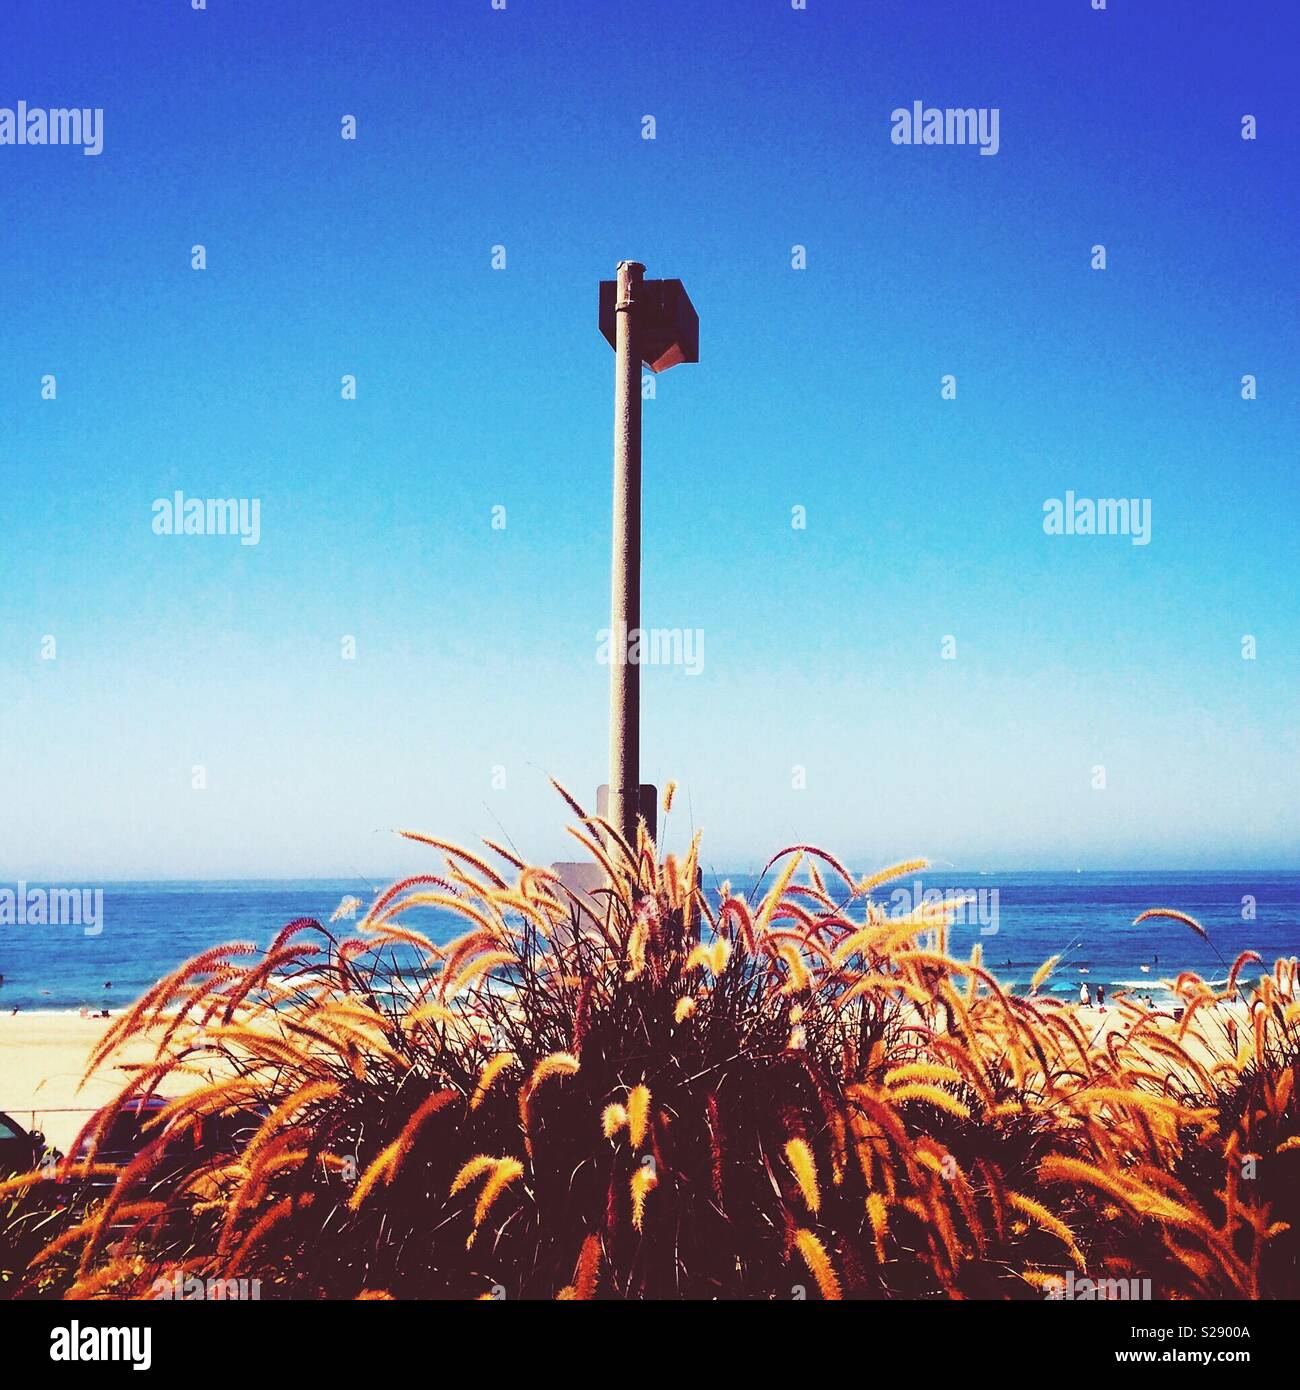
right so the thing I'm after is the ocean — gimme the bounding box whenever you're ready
[1,871,1297,1014]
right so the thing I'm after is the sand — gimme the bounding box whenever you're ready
[0,1012,185,1152]
[1073,997,1246,1079]
[0,992,1248,1156]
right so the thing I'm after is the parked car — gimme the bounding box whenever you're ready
[0,1110,57,1177]
[71,1095,264,1204]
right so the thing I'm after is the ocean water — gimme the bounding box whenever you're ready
[0,871,1297,1014]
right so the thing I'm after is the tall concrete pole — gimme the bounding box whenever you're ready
[608,260,644,848]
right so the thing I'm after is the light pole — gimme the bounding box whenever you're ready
[598,261,699,848]
[607,260,644,849]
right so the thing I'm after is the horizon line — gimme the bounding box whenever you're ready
[5,867,1299,886]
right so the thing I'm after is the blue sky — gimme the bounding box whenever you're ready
[1,0,1296,878]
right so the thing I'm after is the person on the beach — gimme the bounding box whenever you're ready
[1096,985,1106,1011]
[1079,982,1090,1007]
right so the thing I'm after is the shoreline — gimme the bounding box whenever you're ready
[0,968,1195,1018]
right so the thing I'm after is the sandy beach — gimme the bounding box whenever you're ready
[1067,996,1249,1089]
[0,1012,184,1153]
[0,991,1246,1158]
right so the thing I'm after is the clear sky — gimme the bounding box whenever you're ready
[1,0,1296,879]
